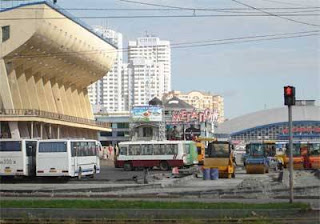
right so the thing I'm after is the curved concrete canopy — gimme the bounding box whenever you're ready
[0,2,116,88]
[0,2,115,138]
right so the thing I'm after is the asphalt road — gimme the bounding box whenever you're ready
[0,159,172,184]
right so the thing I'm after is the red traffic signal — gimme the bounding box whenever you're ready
[284,86,296,106]
[285,86,293,96]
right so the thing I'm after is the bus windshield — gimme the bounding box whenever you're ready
[0,141,21,151]
[207,143,229,158]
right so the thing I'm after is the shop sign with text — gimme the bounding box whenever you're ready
[171,109,218,124]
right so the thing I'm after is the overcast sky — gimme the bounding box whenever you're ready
[44,0,320,118]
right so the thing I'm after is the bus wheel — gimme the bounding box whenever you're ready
[159,161,169,171]
[78,167,82,180]
[124,162,133,171]
[90,166,96,179]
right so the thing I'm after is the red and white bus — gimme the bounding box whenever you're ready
[115,140,198,171]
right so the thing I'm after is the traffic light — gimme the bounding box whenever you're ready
[284,86,296,106]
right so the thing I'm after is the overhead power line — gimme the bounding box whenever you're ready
[256,0,318,7]
[5,6,320,11]
[231,0,320,27]
[172,30,320,46]
[0,13,318,20]
[7,30,319,59]
[173,33,318,49]
[118,0,320,14]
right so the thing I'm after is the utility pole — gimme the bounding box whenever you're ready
[284,86,296,203]
[288,104,293,203]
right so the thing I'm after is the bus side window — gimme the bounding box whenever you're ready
[79,142,85,156]
[165,144,175,155]
[184,144,190,154]
[71,142,78,157]
[119,146,127,155]
[164,144,170,155]
[160,144,165,154]
[129,145,140,155]
[173,144,178,155]
[85,142,90,156]
[154,144,160,155]
[136,145,141,155]
[95,142,100,156]
[89,142,95,156]
[128,145,133,155]
[142,144,152,155]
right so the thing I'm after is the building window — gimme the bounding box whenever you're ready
[118,123,129,129]
[100,131,112,137]
[2,26,10,42]
[143,127,153,137]
[117,131,125,137]
[100,141,112,146]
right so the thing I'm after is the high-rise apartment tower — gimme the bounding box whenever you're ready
[127,36,171,107]
[88,27,124,112]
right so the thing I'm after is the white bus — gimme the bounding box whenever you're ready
[0,139,37,177]
[36,139,101,179]
[115,140,198,171]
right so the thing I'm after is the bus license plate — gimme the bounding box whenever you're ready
[4,169,11,173]
[49,170,56,173]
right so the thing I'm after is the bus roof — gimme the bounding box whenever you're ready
[118,140,195,145]
[38,139,98,142]
[0,138,36,142]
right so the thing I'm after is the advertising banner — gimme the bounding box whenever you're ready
[131,106,162,122]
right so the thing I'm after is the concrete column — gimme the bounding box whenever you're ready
[40,123,43,139]
[16,66,32,109]
[34,75,49,112]
[65,85,77,117]
[25,69,40,110]
[83,89,94,119]
[79,90,89,119]
[60,84,71,116]
[51,80,64,115]
[43,79,58,113]
[0,60,15,110]
[30,121,34,139]
[7,67,23,109]
[8,122,20,139]
[57,125,60,139]
[48,124,52,139]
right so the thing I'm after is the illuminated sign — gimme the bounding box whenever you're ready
[171,109,218,124]
[282,127,320,134]
[131,106,162,122]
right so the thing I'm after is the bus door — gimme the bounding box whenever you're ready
[71,142,79,174]
[26,141,37,176]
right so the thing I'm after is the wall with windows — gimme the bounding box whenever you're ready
[215,105,320,142]
[95,113,131,146]
[231,121,320,141]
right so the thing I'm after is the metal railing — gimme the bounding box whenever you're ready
[0,109,110,128]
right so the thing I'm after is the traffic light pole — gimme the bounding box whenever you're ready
[288,105,294,203]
